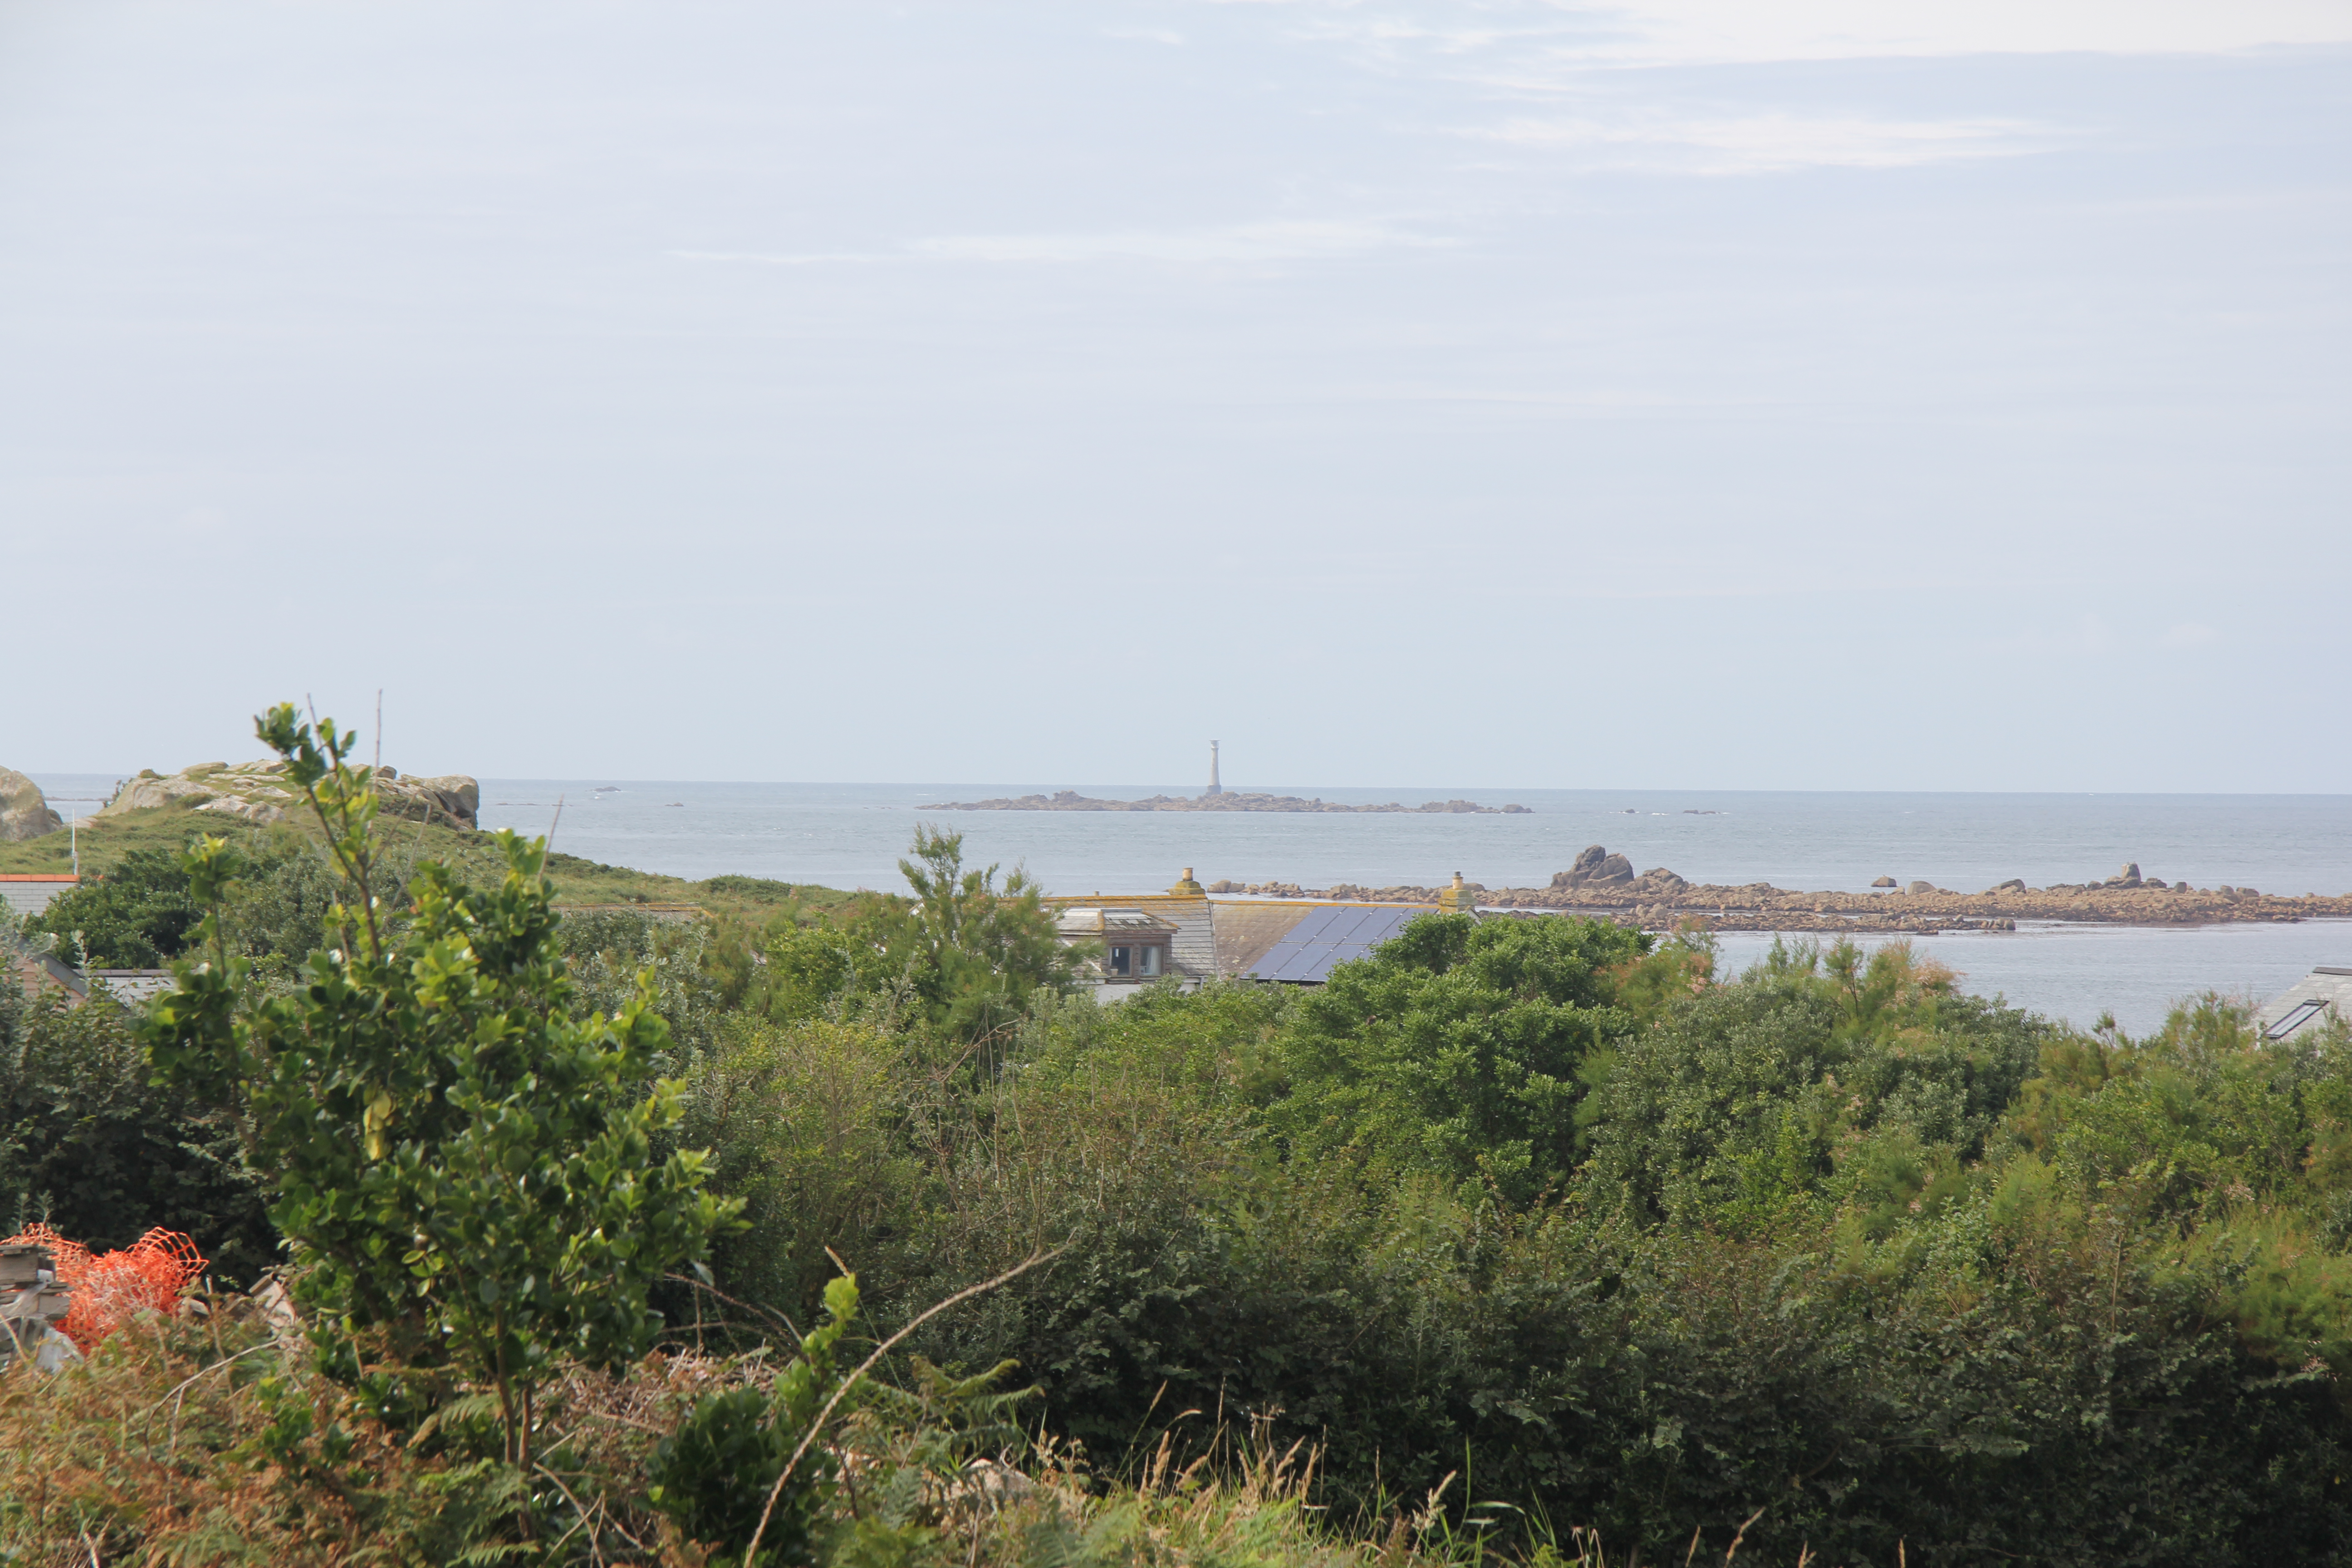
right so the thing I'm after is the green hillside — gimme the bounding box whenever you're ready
[0,794,864,922]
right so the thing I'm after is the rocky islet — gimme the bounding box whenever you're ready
[923,788,1529,814]
[74,760,481,831]
[1205,847,2352,933]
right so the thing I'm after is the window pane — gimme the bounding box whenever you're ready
[1109,946,1130,976]
[2269,1000,2328,1039]
[1141,946,1161,976]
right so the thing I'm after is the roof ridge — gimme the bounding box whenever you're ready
[1214,898,1439,909]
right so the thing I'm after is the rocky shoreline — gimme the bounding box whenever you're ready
[1209,845,2352,933]
[922,789,1529,815]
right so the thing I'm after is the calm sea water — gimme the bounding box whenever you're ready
[30,775,2352,1036]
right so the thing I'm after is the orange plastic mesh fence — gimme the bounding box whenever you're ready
[1,1224,208,1351]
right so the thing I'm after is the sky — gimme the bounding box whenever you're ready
[2,0,2347,792]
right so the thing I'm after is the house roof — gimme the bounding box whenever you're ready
[2258,965,2352,1043]
[8,954,87,1001]
[1047,889,1441,987]
[1054,907,1176,936]
[89,969,176,1002]
[0,876,81,916]
[1240,903,1430,984]
[1212,899,1437,979]
[1044,893,1215,981]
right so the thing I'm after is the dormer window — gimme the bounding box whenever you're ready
[1057,905,1176,983]
[1106,942,1166,978]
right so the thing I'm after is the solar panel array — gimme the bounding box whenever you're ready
[1243,905,1426,984]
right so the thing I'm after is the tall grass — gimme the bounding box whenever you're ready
[0,1294,1783,1568]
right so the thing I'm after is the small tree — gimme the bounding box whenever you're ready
[1266,911,1648,1203]
[875,826,1080,1047]
[23,847,202,967]
[144,705,740,1474]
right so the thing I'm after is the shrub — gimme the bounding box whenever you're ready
[676,1015,918,1320]
[1584,939,2044,1230]
[1264,912,1648,1202]
[23,846,201,967]
[144,705,740,1475]
[0,971,273,1283]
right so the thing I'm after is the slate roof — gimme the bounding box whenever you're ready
[3,959,175,1005]
[89,969,176,1002]
[0,875,78,916]
[1241,904,1429,984]
[8,954,87,1001]
[1048,891,1440,992]
[1211,902,1318,978]
[1054,908,1177,937]
[1044,894,1216,983]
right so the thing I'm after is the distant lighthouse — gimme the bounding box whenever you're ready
[1208,740,1221,797]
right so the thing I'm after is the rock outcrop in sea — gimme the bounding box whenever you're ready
[922,789,1529,815]
[98,760,480,830]
[1205,844,2352,932]
[0,768,64,842]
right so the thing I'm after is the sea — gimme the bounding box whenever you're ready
[29,775,2352,1038]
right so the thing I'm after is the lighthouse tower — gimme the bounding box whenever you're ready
[1208,740,1221,797]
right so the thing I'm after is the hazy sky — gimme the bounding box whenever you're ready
[4,1,2347,791]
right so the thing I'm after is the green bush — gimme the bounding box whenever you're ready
[23,845,201,967]
[1583,940,2044,1231]
[652,1273,861,1566]
[863,827,1082,1048]
[1263,912,1647,1202]
[23,829,411,981]
[146,706,740,1475]
[868,948,2352,1564]
[757,923,880,1027]
[676,1015,918,1321]
[0,971,274,1280]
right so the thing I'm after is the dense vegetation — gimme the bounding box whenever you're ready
[6,711,2352,1565]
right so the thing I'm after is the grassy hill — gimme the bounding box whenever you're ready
[0,795,868,923]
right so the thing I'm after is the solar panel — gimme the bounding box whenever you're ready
[1245,905,1426,984]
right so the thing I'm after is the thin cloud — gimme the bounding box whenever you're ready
[670,221,1451,269]
[1216,4,2083,175]
[1472,110,2057,173]
[1217,0,2352,69]
[666,249,882,265]
[1587,0,2352,65]
[906,220,1451,263]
